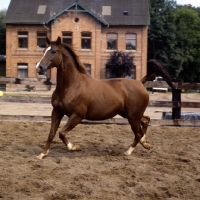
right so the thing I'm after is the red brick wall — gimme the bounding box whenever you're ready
[6,12,148,80]
[6,24,50,78]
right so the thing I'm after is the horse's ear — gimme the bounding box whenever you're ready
[46,37,51,45]
[56,36,62,45]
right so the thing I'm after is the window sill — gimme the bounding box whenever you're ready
[16,48,28,52]
[35,48,45,52]
[125,50,136,52]
[106,50,117,52]
[80,49,92,52]
[105,50,137,53]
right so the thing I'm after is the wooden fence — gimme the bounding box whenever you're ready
[0,77,200,126]
[144,81,200,91]
[1,76,200,90]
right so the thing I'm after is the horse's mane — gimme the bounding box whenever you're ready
[61,43,87,74]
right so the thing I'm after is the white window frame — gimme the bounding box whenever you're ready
[18,64,28,78]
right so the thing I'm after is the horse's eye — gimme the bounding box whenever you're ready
[51,50,56,54]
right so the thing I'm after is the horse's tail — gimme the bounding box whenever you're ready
[141,59,176,89]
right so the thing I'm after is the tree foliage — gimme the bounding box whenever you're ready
[0,9,6,55]
[175,7,200,82]
[148,0,200,82]
[106,51,135,78]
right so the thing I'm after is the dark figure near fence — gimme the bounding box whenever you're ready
[36,37,175,159]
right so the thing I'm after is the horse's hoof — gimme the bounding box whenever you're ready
[146,143,151,150]
[36,153,44,160]
[71,144,81,151]
[124,151,131,156]
[36,150,49,159]
[124,146,135,156]
[142,142,151,150]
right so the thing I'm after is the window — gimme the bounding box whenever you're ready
[126,34,136,50]
[81,32,91,49]
[18,32,28,48]
[62,32,72,45]
[106,69,115,78]
[125,65,136,79]
[84,64,91,75]
[123,11,129,16]
[37,5,46,14]
[18,63,28,78]
[106,63,136,79]
[107,33,117,50]
[37,32,47,48]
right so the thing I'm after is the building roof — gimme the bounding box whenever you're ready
[4,0,150,26]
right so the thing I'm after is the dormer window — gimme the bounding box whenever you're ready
[123,11,128,16]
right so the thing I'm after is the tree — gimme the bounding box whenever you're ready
[0,9,6,55]
[106,51,135,78]
[174,6,200,82]
[148,0,179,78]
[148,0,200,82]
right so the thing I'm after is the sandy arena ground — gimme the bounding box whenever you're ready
[0,92,200,199]
[0,121,200,199]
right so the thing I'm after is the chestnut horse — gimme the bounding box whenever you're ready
[36,37,174,159]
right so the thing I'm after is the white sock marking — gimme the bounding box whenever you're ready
[140,134,146,143]
[67,142,73,150]
[125,146,135,155]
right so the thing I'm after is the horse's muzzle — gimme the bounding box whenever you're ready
[36,66,45,75]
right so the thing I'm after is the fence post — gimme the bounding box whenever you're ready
[172,89,181,119]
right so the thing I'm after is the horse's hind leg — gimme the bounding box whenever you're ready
[140,116,150,149]
[124,118,150,156]
[141,116,150,134]
[59,113,82,151]
[37,108,64,159]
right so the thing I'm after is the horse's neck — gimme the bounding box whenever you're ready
[56,56,81,94]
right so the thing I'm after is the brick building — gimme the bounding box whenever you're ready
[4,0,150,80]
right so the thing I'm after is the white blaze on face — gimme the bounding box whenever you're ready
[36,46,51,69]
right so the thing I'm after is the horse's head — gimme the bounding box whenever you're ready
[36,37,62,75]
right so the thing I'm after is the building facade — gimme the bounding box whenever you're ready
[4,0,150,80]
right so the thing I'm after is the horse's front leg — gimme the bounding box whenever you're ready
[37,108,64,159]
[59,113,82,151]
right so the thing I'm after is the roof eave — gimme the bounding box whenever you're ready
[5,22,44,25]
[45,2,109,26]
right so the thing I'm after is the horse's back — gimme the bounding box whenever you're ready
[89,77,149,103]
[99,78,149,107]
[104,78,148,100]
